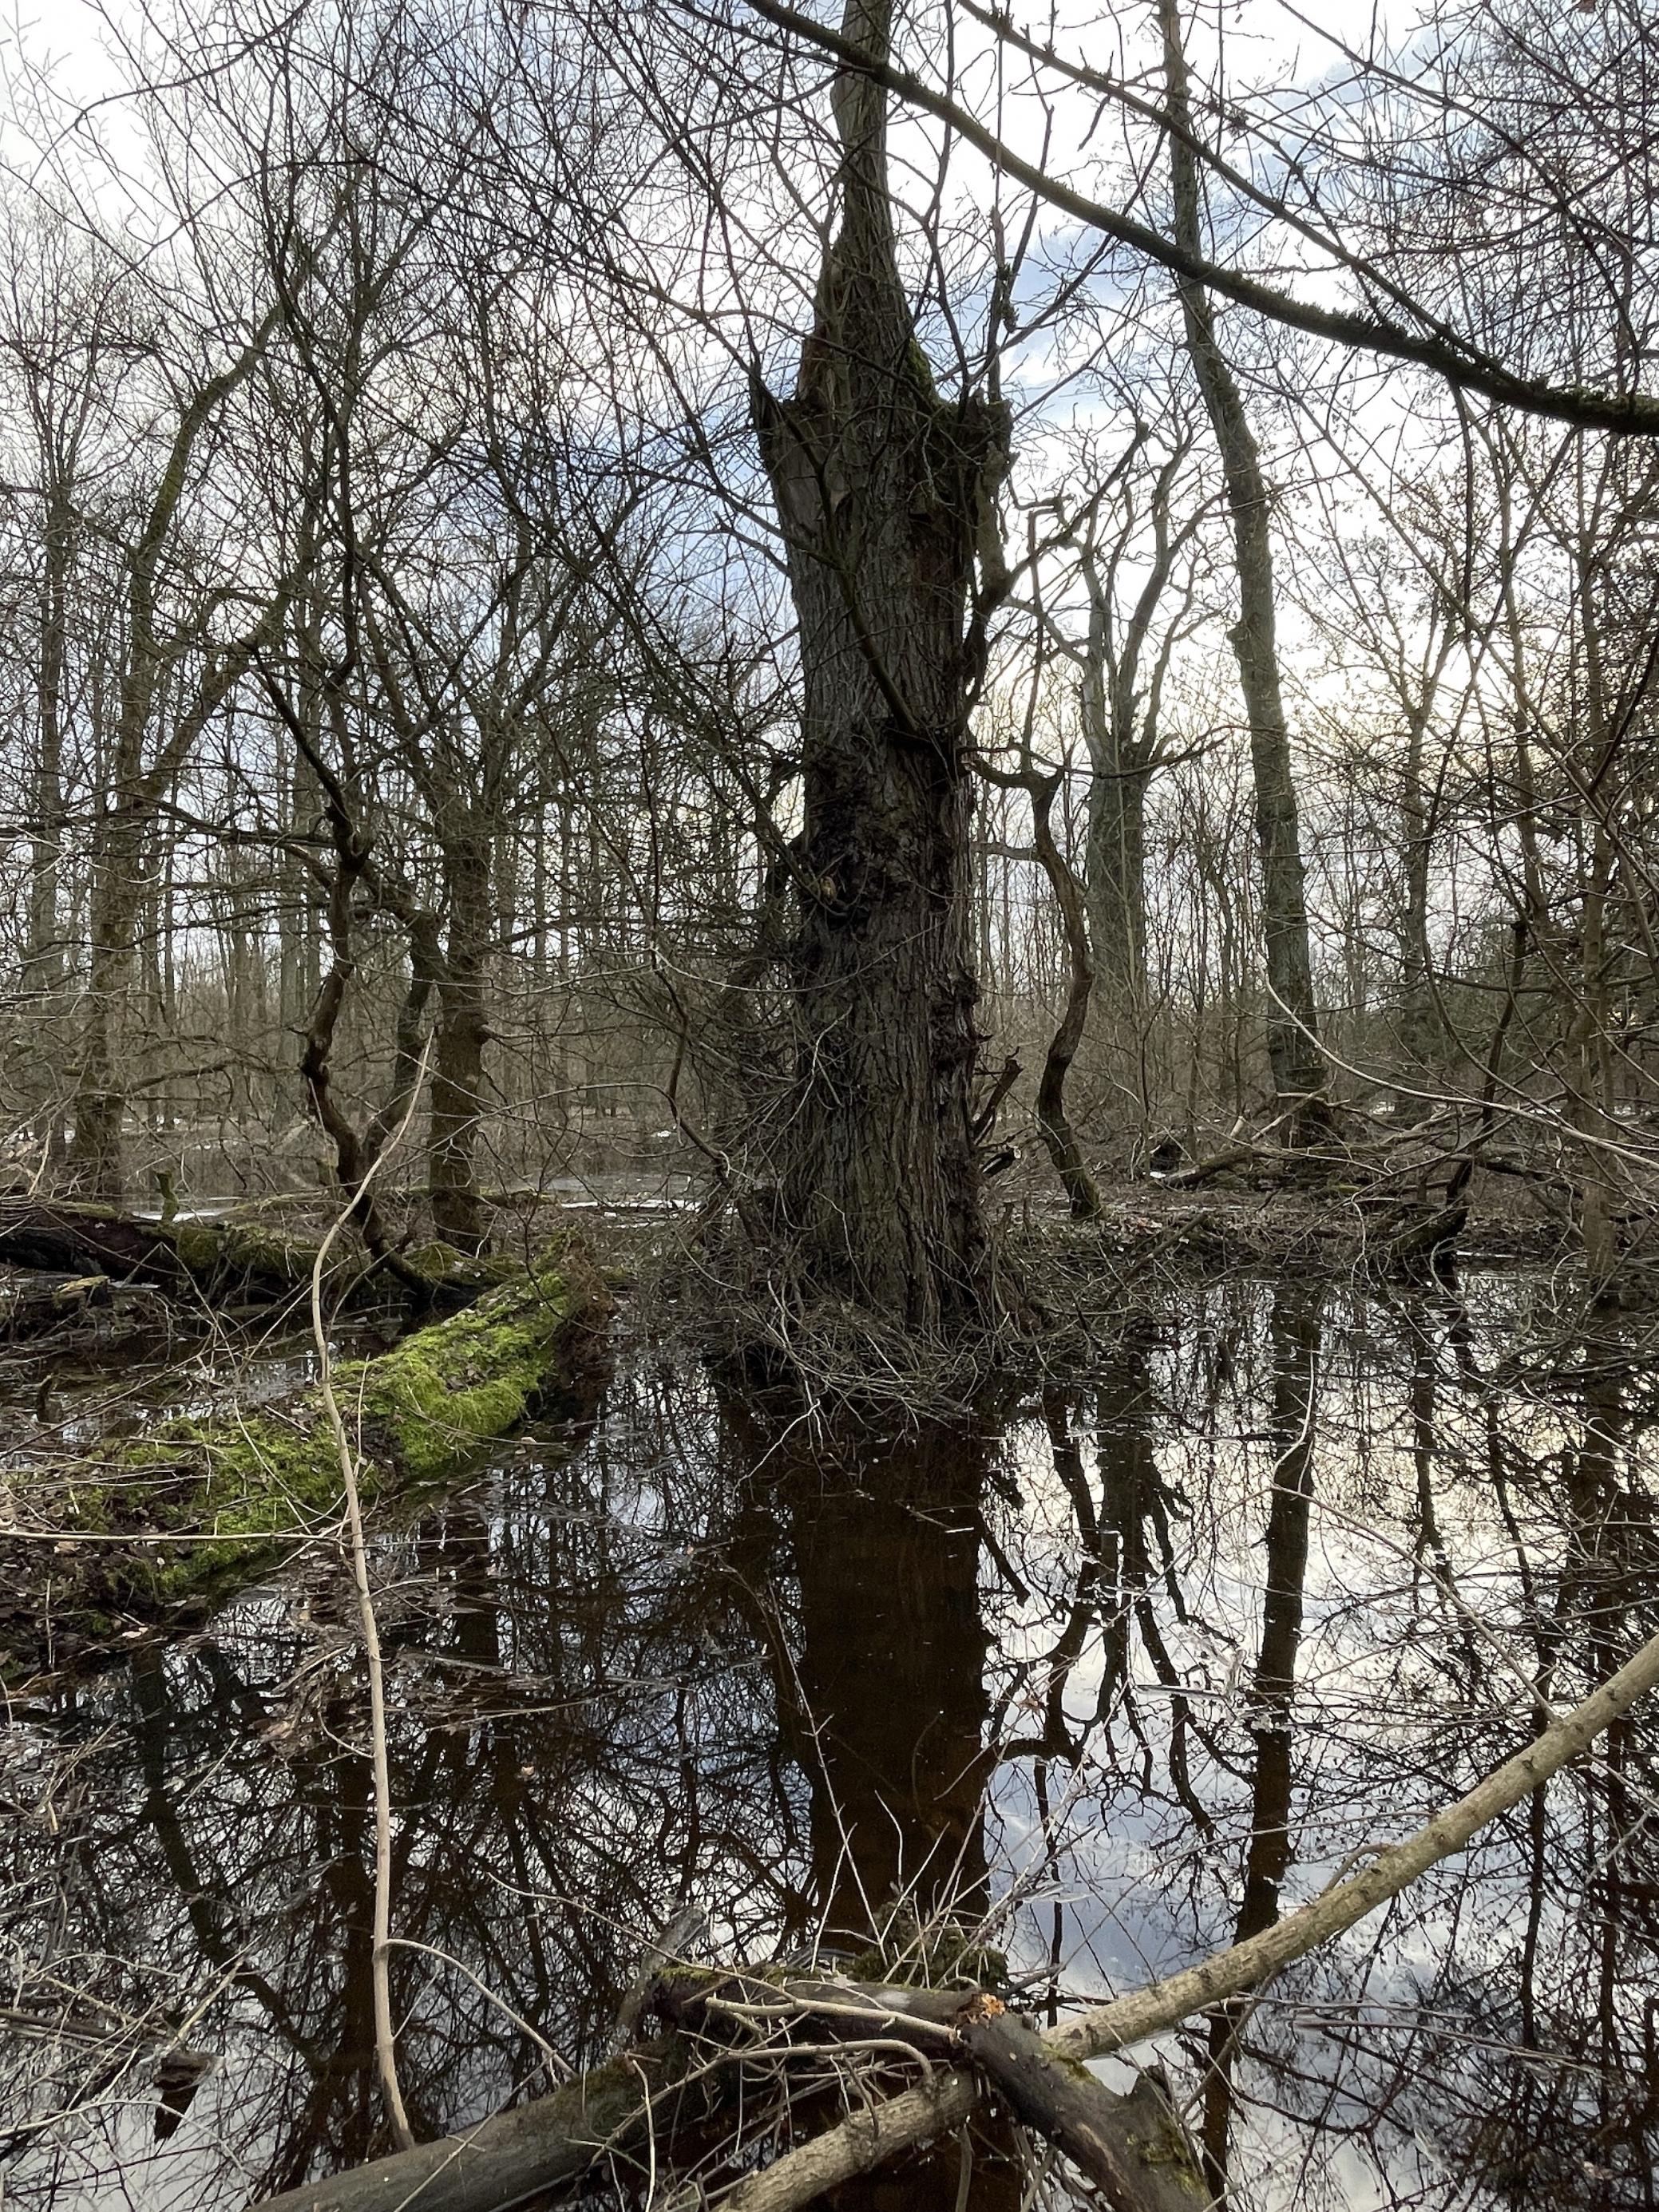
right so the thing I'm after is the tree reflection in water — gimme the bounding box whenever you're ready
[3,1274,1659,2209]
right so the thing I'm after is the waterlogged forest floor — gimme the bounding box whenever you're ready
[3,1234,1657,2211]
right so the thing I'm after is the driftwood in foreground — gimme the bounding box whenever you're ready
[654,1970,1203,2210]
[260,1624,1659,2212]
[715,1614,1659,2212]
[0,1198,519,1314]
[247,1969,1202,2212]
[249,2033,721,2212]
[0,1242,608,1677]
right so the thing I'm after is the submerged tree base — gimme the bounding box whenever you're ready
[0,1239,611,1680]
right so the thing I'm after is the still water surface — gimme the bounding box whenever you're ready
[5,1271,1657,2208]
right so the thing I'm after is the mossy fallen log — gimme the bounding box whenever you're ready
[0,1198,521,1314]
[0,1243,609,1677]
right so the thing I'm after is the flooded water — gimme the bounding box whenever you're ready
[4,1271,1658,2209]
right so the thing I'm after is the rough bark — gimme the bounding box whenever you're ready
[264,657,453,1295]
[751,0,1008,1327]
[1155,0,1327,1134]
[958,2011,1207,2212]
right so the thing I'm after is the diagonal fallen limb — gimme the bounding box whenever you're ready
[243,1969,1190,2212]
[711,2028,1200,2212]
[956,2008,1206,2210]
[714,1616,1659,2210]
[244,1626,1659,2212]
[717,2072,981,2212]
[663,1976,1203,2212]
[243,1973,967,2212]
[1050,1611,1659,2064]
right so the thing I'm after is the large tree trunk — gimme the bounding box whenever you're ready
[750,0,1007,1327]
[1156,0,1327,1136]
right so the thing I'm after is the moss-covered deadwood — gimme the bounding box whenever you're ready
[0,1198,517,1313]
[0,1244,608,1674]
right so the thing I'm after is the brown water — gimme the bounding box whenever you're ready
[4,1272,1658,2209]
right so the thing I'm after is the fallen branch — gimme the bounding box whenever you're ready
[956,2008,1205,2210]
[705,1616,1659,2210]
[657,1969,1201,2206]
[717,2072,979,2212]
[243,1968,962,2212]
[243,1965,1197,2212]
[247,2032,722,2212]
[0,1199,517,1315]
[0,1240,609,1677]
[1054,1614,1659,2060]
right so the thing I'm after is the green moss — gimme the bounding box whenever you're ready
[168,1221,331,1292]
[172,1218,521,1308]
[4,1242,608,1663]
[402,1242,522,1291]
[349,1262,583,1485]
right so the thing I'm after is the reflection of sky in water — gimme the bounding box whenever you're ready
[4,1272,1656,2210]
